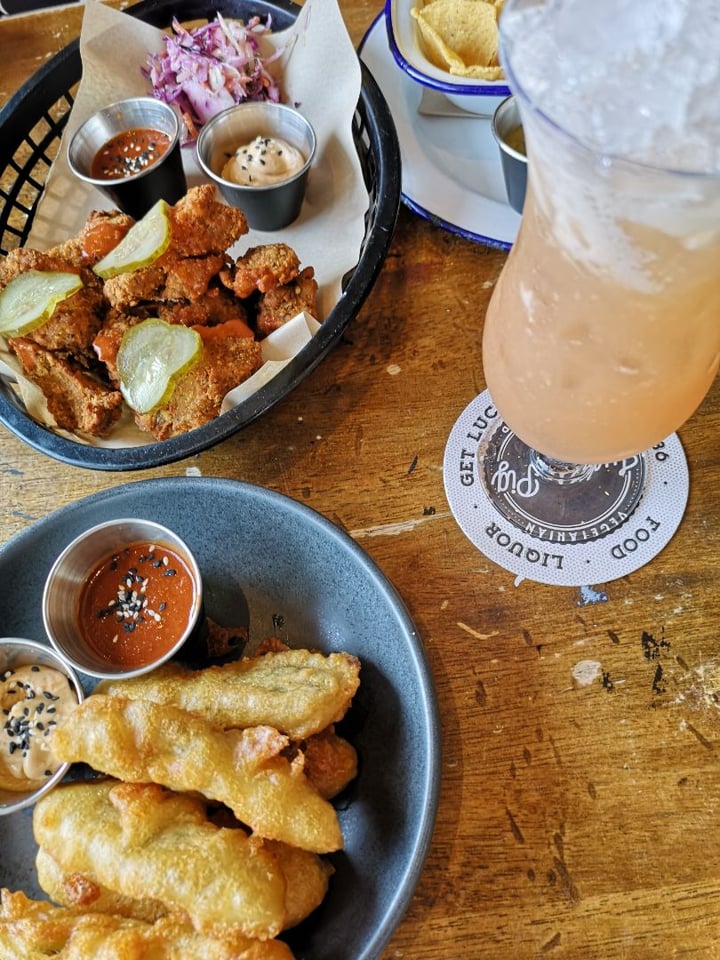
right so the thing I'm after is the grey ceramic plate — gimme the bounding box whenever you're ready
[0,477,440,960]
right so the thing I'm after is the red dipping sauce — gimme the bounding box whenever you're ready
[78,541,197,668]
[90,128,171,181]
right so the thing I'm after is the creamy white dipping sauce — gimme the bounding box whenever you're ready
[221,135,306,186]
[0,664,77,791]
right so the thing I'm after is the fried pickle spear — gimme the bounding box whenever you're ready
[35,848,167,925]
[33,781,288,941]
[52,696,343,853]
[96,646,361,740]
[0,889,294,960]
[36,839,331,932]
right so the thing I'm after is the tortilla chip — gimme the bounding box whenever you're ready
[411,0,505,80]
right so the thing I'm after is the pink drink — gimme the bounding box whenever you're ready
[482,0,720,464]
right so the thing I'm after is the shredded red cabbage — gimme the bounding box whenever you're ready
[143,14,283,142]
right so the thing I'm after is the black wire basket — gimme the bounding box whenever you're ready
[0,0,401,470]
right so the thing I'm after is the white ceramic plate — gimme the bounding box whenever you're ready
[360,13,520,248]
[385,0,510,114]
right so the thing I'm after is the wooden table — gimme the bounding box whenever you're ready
[2,4,720,958]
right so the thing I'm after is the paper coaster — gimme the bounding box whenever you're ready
[443,391,689,587]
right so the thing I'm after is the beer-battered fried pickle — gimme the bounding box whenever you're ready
[52,697,343,853]
[262,841,333,929]
[37,836,331,932]
[33,781,288,941]
[300,727,359,800]
[96,647,361,740]
[0,889,295,959]
[35,848,168,924]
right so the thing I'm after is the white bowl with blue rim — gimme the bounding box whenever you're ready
[385,0,510,115]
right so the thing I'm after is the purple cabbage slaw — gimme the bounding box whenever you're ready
[143,14,283,142]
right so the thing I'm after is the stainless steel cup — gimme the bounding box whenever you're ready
[67,97,187,220]
[196,102,316,231]
[0,637,84,815]
[42,518,203,680]
[492,95,528,215]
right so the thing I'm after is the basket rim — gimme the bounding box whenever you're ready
[0,0,401,471]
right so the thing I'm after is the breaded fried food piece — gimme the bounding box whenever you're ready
[76,208,135,265]
[0,249,106,360]
[0,889,295,959]
[163,255,230,301]
[168,183,248,257]
[93,291,252,382]
[256,266,318,335]
[0,248,74,287]
[91,308,139,381]
[102,254,226,309]
[52,697,343,853]
[8,339,124,437]
[99,185,247,310]
[98,260,165,309]
[224,243,301,298]
[301,727,359,800]
[157,283,250,327]
[97,647,361,739]
[132,335,263,439]
[33,781,288,940]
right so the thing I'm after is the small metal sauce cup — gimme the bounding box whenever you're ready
[196,102,316,231]
[492,95,528,215]
[67,97,187,220]
[0,637,84,815]
[42,519,203,681]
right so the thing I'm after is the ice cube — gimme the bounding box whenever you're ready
[501,0,720,172]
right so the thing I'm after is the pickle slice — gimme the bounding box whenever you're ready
[0,270,83,337]
[117,318,203,414]
[93,199,171,280]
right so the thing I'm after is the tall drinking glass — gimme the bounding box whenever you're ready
[481,0,720,540]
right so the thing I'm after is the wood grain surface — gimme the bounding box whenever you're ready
[2,4,720,958]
